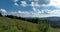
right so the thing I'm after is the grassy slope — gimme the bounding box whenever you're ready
[0,17,60,32]
[0,17,38,32]
[48,27,60,32]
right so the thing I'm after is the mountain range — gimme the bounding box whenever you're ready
[39,17,60,27]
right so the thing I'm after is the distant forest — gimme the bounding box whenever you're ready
[0,13,39,23]
[0,13,60,32]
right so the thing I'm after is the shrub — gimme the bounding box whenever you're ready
[38,20,49,32]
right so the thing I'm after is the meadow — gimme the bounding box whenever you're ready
[0,16,60,32]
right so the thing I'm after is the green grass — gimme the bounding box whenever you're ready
[0,17,38,32]
[0,17,60,32]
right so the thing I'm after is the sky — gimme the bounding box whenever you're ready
[0,0,60,17]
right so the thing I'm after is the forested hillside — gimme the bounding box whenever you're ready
[0,13,60,32]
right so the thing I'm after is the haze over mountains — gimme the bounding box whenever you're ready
[38,17,60,27]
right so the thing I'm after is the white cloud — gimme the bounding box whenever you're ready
[8,9,60,18]
[48,0,60,8]
[8,12,19,16]
[13,0,19,6]
[0,9,7,13]
[30,2,40,7]
[14,3,19,6]
[23,9,60,17]
[30,0,50,7]
[13,0,18,2]
[9,11,33,17]
[29,0,39,1]
[30,0,60,8]
[18,11,33,17]
[29,0,60,17]
[20,1,28,7]
[11,0,60,17]
[18,11,30,14]
[49,10,60,16]
[0,9,7,16]
[13,0,60,8]
[33,7,36,11]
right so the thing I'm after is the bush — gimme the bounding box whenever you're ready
[38,20,49,32]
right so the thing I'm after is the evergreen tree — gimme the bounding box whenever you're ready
[0,13,2,16]
[0,10,2,16]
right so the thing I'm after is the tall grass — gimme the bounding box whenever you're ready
[0,17,38,32]
[38,20,49,32]
[0,17,60,32]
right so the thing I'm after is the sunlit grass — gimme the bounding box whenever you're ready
[0,17,60,32]
[0,17,38,32]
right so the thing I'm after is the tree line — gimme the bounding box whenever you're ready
[0,13,39,23]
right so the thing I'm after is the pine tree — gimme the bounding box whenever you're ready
[0,13,2,16]
[0,10,2,16]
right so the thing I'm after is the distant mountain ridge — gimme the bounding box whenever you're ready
[40,17,60,21]
[39,17,60,27]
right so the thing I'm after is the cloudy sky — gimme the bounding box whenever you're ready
[0,0,60,17]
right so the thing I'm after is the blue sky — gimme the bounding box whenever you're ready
[0,0,60,17]
[0,0,33,12]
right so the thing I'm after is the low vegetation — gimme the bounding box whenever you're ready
[0,17,38,32]
[0,13,60,32]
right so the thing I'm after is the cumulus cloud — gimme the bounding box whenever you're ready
[14,2,19,6]
[38,0,60,8]
[30,0,50,7]
[13,0,18,2]
[8,12,19,16]
[30,2,40,7]
[8,9,60,18]
[0,9,7,13]
[48,0,60,7]
[30,0,60,17]
[13,0,50,7]
[8,11,33,17]
[0,9,7,16]
[13,0,60,7]
[18,11,33,17]
[29,0,39,1]
[38,0,49,5]
[13,0,19,6]
[11,0,60,17]
[49,10,60,16]
[30,0,60,8]
[20,1,28,7]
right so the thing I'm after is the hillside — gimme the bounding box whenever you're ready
[39,17,60,27]
[0,17,38,32]
[0,16,60,32]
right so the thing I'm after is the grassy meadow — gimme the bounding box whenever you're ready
[0,16,60,32]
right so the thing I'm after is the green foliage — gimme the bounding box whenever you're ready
[0,17,60,32]
[5,15,38,23]
[38,20,49,32]
[0,17,38,32]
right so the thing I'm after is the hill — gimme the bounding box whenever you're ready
[0,16,60,32]
[39,17,60,27]
[0,17,38,32]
